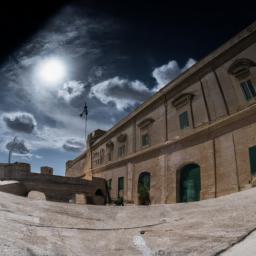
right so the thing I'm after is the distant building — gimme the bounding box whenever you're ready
[66,21,256,204]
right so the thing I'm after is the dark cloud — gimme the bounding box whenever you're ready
[62,138,84,152]
[6,138,30,155]
[3,112,37,133]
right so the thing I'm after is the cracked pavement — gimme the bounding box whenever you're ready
[0,188,256,255]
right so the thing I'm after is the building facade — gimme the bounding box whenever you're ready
[66,21,256,204]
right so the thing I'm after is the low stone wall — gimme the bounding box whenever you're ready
[0,163,108,205]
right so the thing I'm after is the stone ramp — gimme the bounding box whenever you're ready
[1,189,256,255]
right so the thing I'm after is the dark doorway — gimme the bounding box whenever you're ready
[180,164,201,202]
[138,172,151,205]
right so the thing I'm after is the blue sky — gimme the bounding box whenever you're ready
[0,3,254,176]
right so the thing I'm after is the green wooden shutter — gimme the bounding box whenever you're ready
[118,177,124,190]
[249,146,256,176]
[142,134,150,146]
[179,111,189,129]
[241,82,251,101]
[107,179,112,190]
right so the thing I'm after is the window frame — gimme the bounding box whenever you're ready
[117,144,126,158]
[141,133,150,147]
[118,176,124,197]
[249,146,256,176]
[240,79,256,101]
[107,179,112,190]
[179,111,190,130]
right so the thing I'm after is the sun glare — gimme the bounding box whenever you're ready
[37,57,66,84]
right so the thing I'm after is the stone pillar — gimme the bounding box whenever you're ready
[127,162,134,203]
[159,154,167,204]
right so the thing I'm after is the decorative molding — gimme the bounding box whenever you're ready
[137,118,154,129]
[117,134,127,143]
[172,93,194,109]
[228,58,256,79]
[92,103,256,174]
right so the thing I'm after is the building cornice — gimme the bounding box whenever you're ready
[90,21,256,149]
[92,102,256,174]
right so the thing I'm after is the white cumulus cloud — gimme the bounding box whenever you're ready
[89,76,152,111]
[58,80,85,103]
[152,58,196,91]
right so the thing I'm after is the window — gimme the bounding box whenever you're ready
[240,80,256,101]
[107,179,112,190]
[179,111,189,129]
[141,133,150,147]
[249,146,256,176]
[93,152,100,166]
[118,177,124,197]
[108,151,112,161]
[99,149,105,164]
[106,141,114,162]
[118,144,126,158]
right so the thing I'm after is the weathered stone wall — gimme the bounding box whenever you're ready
[66,21,256,204]
[0,164,108,205]
[65,153,87,178]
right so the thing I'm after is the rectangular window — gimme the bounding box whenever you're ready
[179,111,189,130]
[108,151,112,161]
[107,179,112,190]
[118,177,124,197]
[141,133,150,147]
[118,145,126,157]
[240,80,256,101]
[249,146,256,176]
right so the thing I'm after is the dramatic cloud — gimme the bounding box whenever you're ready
[2,112,37,133]
[63,138,85,152]
[58,80,85,103]
[6,138,30,155]
[152,58,196,91]
[89,76,152,111]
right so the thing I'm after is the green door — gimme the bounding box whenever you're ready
[138,172,151,205]
[180,164,201,202]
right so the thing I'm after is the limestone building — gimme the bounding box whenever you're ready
[66,21,256,204]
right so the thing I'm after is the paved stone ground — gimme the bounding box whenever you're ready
[0,188,256,256]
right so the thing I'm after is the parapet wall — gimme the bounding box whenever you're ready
[0,162,30,173]
[0,163,108,205]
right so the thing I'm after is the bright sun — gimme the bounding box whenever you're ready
[37,57,66,84]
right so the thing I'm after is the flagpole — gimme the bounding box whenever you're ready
[80,102,88,141]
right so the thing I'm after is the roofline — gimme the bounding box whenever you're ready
[90,20,256,148]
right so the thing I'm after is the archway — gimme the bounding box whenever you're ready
[138,172,151,205]
[179,164,201,203]
[95,189,104,196]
